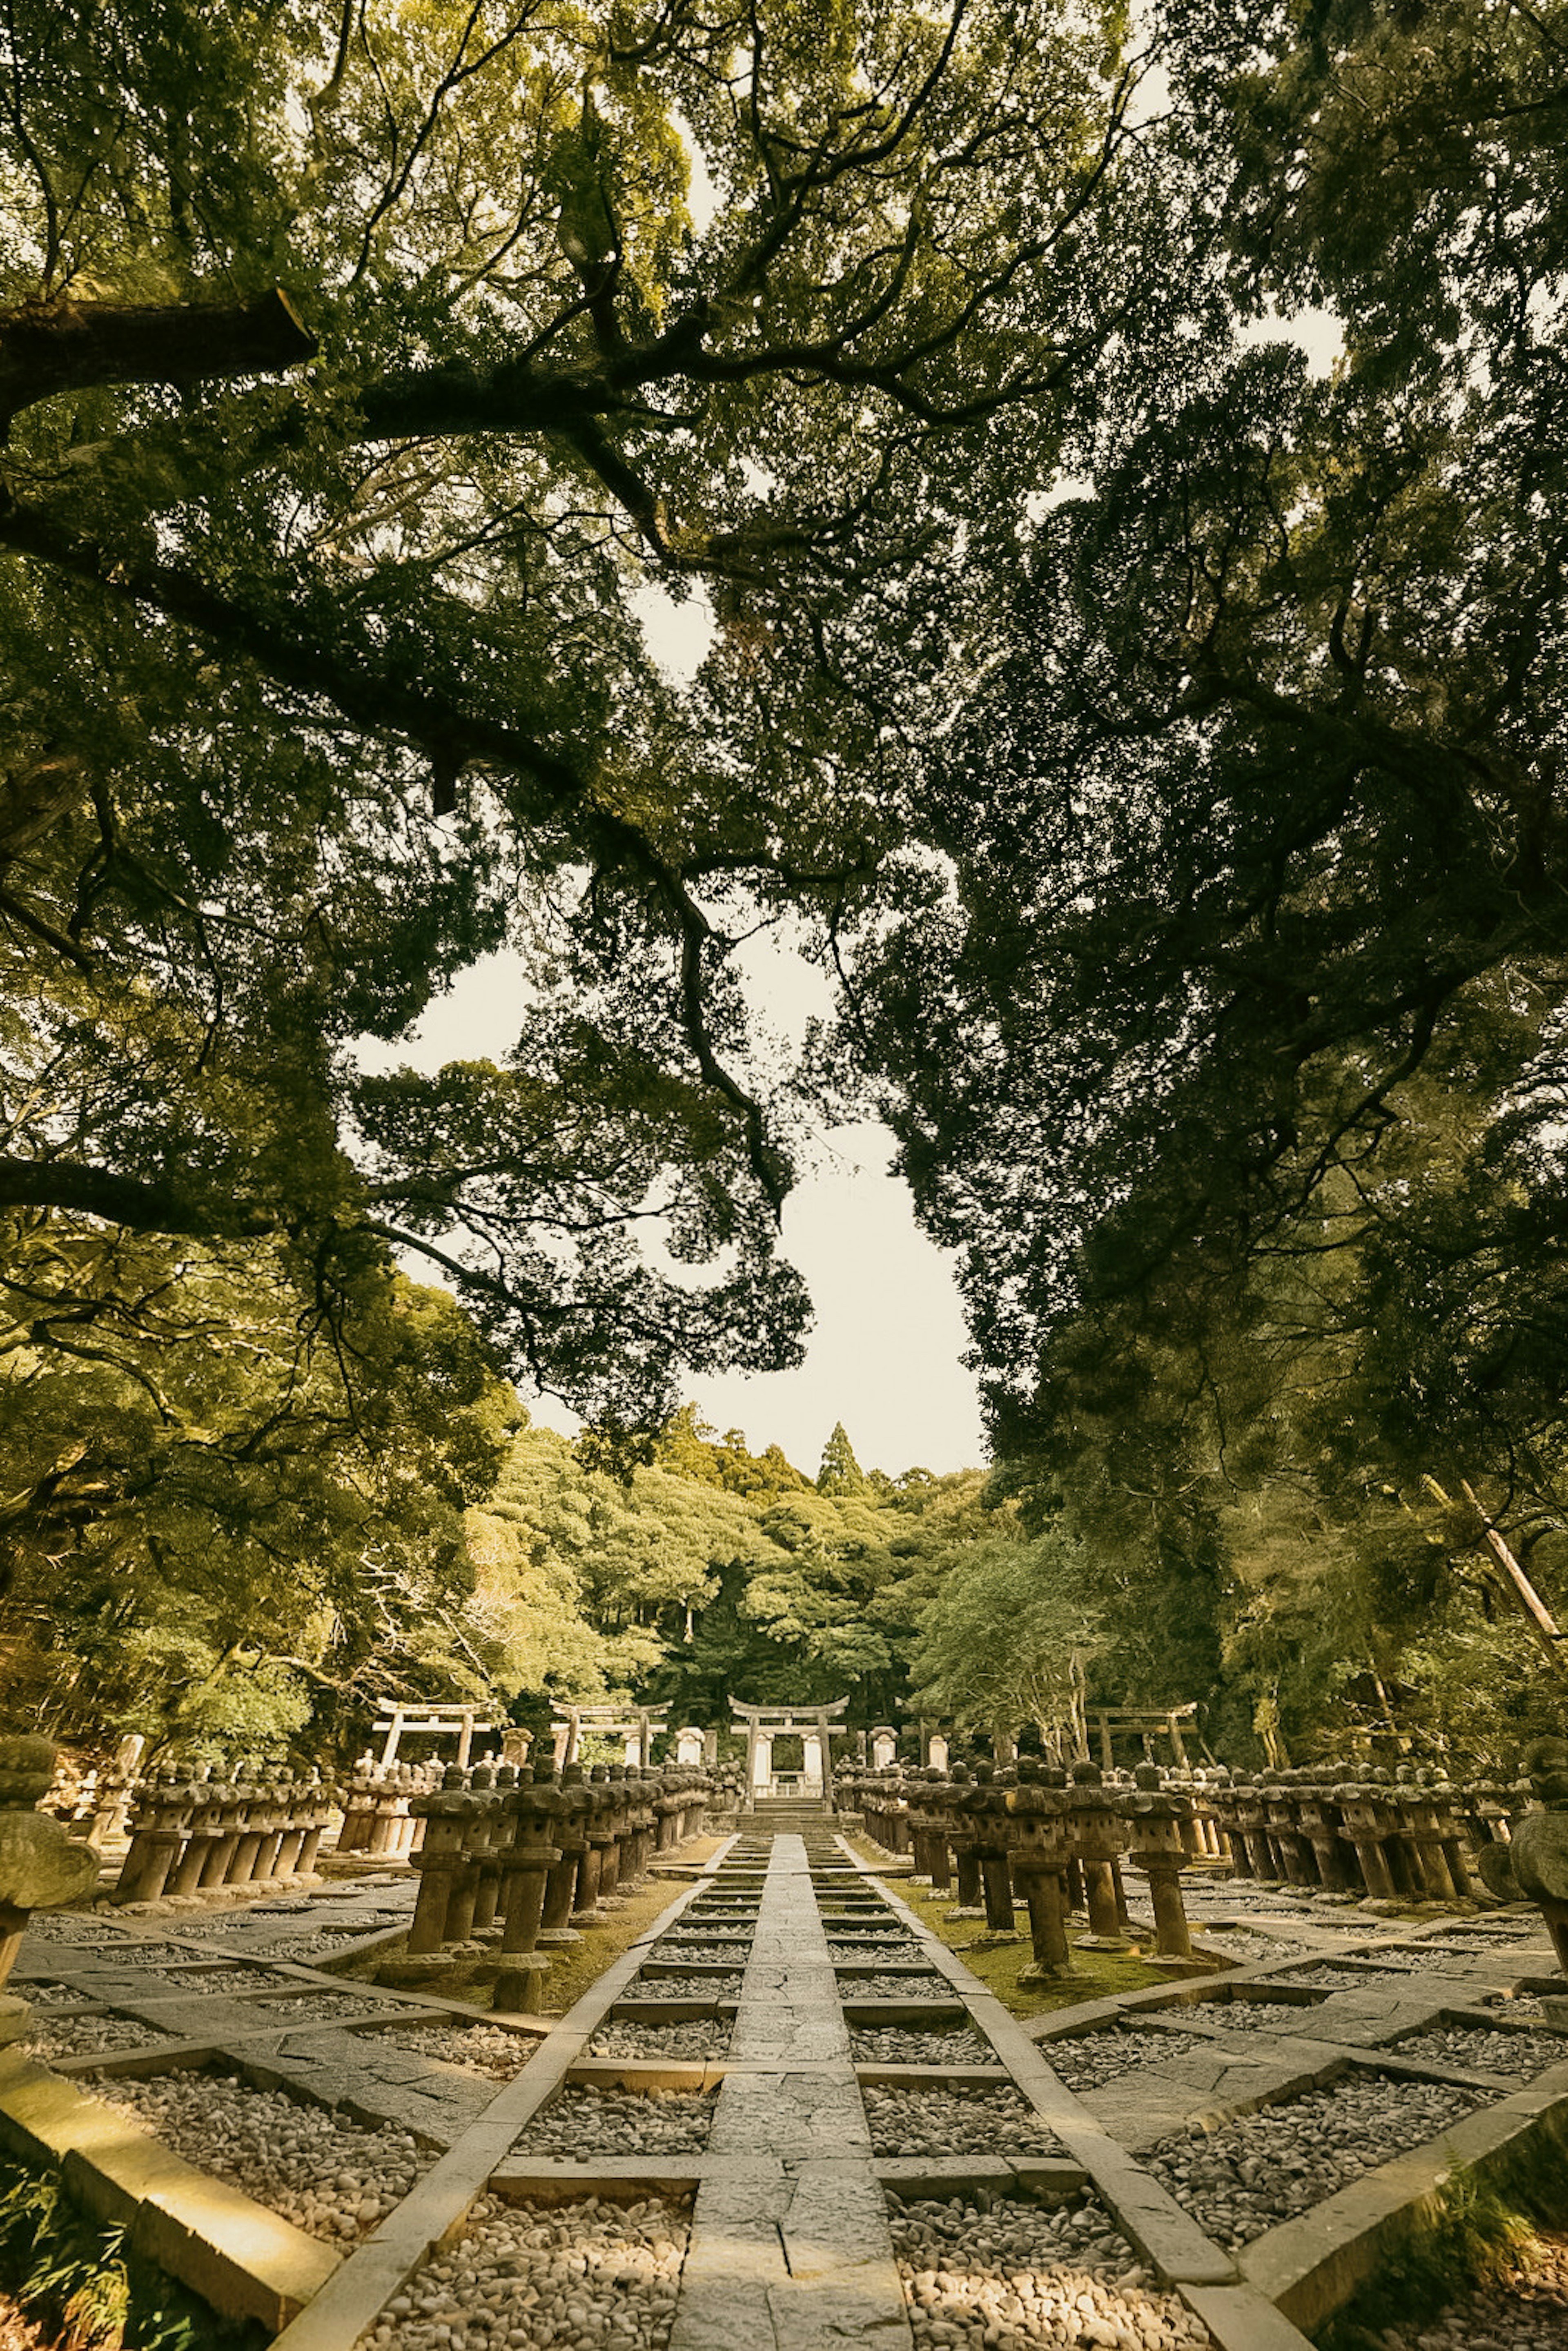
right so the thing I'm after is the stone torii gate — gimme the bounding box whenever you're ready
[729,1695,849,1804]
[550,1705,668,1769]
[373,1703,500,1768]
[1085,1703,1198,1771]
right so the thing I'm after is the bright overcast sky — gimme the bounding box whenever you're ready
[358,942,987,1478]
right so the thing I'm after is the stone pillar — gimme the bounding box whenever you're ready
[871,1726,898,1770]
[541,1766,586,1946]
[752,1733,773,1794]
[493,1772,562,2013]
[1008,1764,1074,1983]
[677,1726,704,1767]
[1067,1761,1129,1949]
[116,1772,192,1904]
[802,1732,825,1792]
[1125,1765,1195,1964]
[927,1733,949,1774]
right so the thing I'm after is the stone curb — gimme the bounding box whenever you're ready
[0,2046,340,2331]
[1236,2071,1568,2334]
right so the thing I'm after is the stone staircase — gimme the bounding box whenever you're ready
[746,1794,831,1833]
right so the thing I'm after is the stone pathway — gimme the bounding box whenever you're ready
[9,1835,1568,2351]
[666,1833,910,2349]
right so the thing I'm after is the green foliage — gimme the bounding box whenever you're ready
[0,2155,261,2349]
[1,1238,520,1755]
[0,0,1147,1441]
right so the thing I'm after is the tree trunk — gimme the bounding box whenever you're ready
[0,289,317,430]
[1425,1476,1568,1671]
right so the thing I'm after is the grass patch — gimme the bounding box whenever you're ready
[535,1845,725,2019]
[0,2153,264,2350]
[1316,2124,1568,2349]
[846,1841,1179,2018]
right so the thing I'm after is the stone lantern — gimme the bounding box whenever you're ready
[0,1733,99,2039]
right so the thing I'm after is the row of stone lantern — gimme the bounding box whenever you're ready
[396,1760,711,2013]
[1190,1764,1486,1904]
[114,1765,339,1905]
[841,1757,1204,1982]
[336,1758,445,1860]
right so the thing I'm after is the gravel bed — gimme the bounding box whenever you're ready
[517,2086,715,2159]
[1197,1928,1305,1961]
[1388,2022,1568,2078]
[385,2022,538,2082]
[27,2012,175,2057]
[61,1941,209,1968]
[647,1944,749,1966]
[827,1938,921,1955]
[118,1963,297,1989]
[16,1913,107,1941]
[260,1930,385,1959]
[1281,1964,1430,1990]
[1045,2026,1218,2092]
[588,2019,731,2060]
[1196,1998,1322,2032]
[1385,1942,1509,1968]
[842,1972,951,1999]
[358,2192,689,2350]
[250,1991,407,2021]
[91,2069,428,2238]
[17,1981,85,2006]
[863,2082,1065,2157]
[891,2193,1212,2351]
[622,1972,740,2002]
[851,2025,998,2066]
[1146,2072,1486,2247]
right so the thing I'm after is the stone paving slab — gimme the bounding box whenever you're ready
[670,1839,913,2351]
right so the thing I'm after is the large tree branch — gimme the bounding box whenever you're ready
[0,1155,278,1237]
[0,290,318,436]
[0,495,794,1210]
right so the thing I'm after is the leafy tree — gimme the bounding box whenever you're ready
[0,0,1156,1434]
[904,1520,1105,1757]
[1,1236,517,1754]
[820,0,1568,1763]
[816,1420,868,1497]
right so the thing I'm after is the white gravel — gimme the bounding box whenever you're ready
[1282,1965,1428,1990]
[387,2023,539,2082]
[357,2193,689,2351]
[1146,2072,1485,2247]
[1389,2023,1568,2079]
[27,2013,175,2057]
[622,1973,740,2002]
[891,2194,1212,2351]
[851,2026,998,2066]
[646,1944,748,1965]
[250,1992,403,2021]
[91,2067,428,2238]
[18,1913,109,1941]
[260,1930,385,1959]
[844,1973,951,1999]
[18,1981,85,2006]
[1046,2027,1218,2092]
[863,2083,1065,2157]
[588,2020,731,2060]
[1197,1999,1323,2033]
[517,2087,714,2160]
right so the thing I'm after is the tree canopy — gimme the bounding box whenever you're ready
[14,0,1568,1775]
[0,0,1156,1438]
